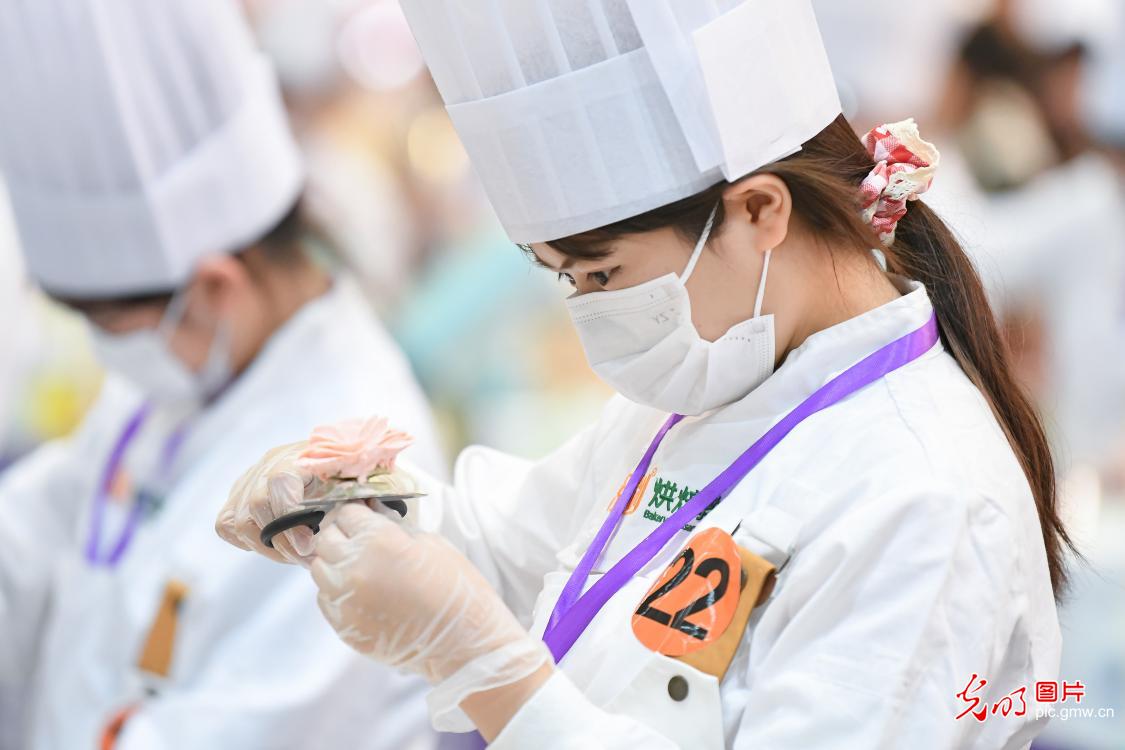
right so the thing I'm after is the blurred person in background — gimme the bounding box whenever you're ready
[820,0,1125,484]
[812,0,992,135]
[0,0,446,748]
[938,0,1125,487]
[1024,5,1125,749]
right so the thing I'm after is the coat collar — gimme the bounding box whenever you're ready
[695,276,939,428]
[557,278,942,582]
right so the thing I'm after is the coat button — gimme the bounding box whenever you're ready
[667,675,689,702]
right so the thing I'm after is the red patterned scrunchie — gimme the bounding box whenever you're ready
[860,119,940,246]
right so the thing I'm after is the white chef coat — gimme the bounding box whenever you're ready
[413,278,1062,749]
[0,277,445,750]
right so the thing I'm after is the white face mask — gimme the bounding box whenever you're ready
[566,205,775,416]
[88,287,233,404]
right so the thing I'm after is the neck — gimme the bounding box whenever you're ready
[234,266,331,376]
[265,266,332,327]
[783,250,901,364]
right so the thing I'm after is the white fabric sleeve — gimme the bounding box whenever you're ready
[490,671,678,749]
[729,487,1053,750]
[406,419,604,624]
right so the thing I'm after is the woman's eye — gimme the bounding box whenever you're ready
[558,272,577,287]
[592,271,611,287]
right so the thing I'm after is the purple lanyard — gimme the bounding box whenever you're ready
[543,313,939,662]
[84,404,188,567]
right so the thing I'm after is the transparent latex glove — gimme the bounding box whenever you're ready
[215,441,314,565]
[312,503,553,731]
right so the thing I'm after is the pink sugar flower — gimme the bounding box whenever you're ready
[297,416,414,481]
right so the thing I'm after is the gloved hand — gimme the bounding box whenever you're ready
[312,503,553,731]
[215,441,314,565]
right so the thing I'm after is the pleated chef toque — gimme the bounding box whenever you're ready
[0,0,303,299]
[399,0,841,244]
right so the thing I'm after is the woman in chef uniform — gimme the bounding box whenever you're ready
[218,2,1068,747]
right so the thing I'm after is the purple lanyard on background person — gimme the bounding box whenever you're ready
[84,403,189,567]
[542,313,940,663]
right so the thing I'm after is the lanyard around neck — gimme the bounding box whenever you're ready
[543,313,940,663]
[85,403,188,567]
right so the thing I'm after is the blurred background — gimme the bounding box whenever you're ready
[0,0,1121,746]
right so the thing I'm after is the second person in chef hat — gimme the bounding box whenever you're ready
[219,1,1069,747]
[0,0,447,748]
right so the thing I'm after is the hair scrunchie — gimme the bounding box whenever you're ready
[860,118,940,246]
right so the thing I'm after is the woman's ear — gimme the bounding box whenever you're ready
[188,254,251,321]
[720,174,792,254]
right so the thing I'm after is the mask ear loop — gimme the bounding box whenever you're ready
[157,285,192,338]
[679,203,720,283]
[753,249,772,318]
[156,282,233,398]
[198,316,234,399]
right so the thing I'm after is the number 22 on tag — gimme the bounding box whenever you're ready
[632,527,741,656]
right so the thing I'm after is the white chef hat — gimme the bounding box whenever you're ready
[399,0,841,244]
[0,0,304,299]
[1010,0,1117,53]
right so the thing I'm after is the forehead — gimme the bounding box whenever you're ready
[529,226,689,269]
[527,242,577,271]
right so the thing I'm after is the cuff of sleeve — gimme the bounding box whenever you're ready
[428,639,553,733]
[489,671,600,750]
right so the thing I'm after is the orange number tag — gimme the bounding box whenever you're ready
[632,527,741,656]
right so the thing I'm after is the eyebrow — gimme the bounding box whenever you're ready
[523,246,577,272]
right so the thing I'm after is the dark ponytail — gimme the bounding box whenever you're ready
[548,114,1075,598]
[891,191,1073,598]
